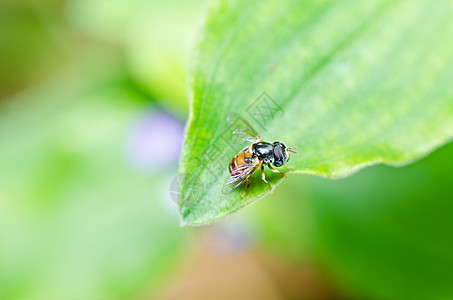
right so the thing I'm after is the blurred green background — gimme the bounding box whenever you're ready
[1,1,453,300]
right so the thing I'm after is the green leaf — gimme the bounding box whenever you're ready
[179,0,453,225]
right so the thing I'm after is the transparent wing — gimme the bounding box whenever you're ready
[232,131,262,143]
[222,161,260,194]
[225,115,262,144]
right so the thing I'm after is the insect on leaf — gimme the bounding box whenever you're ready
[178,0,453,226]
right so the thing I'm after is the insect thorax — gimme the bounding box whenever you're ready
[252,142,274,163]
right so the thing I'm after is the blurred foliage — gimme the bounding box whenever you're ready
[65,0,206,115]
[0,1,200,299]
[0,56,187,300]
[0,0,68,98]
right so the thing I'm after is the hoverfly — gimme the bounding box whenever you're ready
[222,129,297,198]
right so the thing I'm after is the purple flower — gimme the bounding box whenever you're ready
[126,110,184,172]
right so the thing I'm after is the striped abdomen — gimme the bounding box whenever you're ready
[229,144,256,174]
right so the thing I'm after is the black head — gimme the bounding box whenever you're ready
[272,141,289,167]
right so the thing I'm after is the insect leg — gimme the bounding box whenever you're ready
[283,165,294,169]
[268,164,288,178]
[241,179,251,198]
[261,165,273,192]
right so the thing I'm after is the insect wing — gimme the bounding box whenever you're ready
[232,131,262,144]
[222,160,260,194]
[227,115,262,144]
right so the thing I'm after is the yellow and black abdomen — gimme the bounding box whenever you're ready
[229,144,255,174]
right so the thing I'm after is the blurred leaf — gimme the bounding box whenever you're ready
[0,66,185,300]
[179,0,453,225]
[249,141,453,300]
[125,2,204,114]
[66,0,206,115]
[0,0,68,98]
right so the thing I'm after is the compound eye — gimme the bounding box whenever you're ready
[274,146,283,159]
[273,145,287,166]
